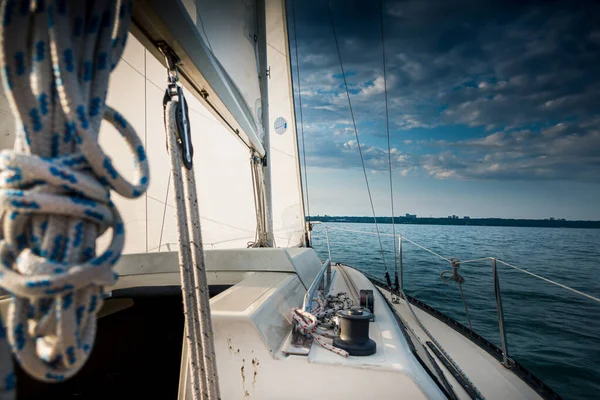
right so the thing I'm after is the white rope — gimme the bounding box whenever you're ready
[495,259,600,304]
[460,257,493,265]
[398,236,452,263]
[0,1,148,396]
[165,99,219,399]
[292,308,348,357]
[324,225,397,238]
[324,225,600,303]
[292,291,353,357]
[325,225,452,262]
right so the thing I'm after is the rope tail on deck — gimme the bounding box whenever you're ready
[0,0,149,397]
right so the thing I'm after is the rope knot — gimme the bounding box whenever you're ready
[0,0,149,385]
[441,257,464,284]
[0,147,128,381]
[292,308,318,336]
[440,257,473,331]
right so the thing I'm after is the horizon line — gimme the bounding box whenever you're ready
[308,215,600,223]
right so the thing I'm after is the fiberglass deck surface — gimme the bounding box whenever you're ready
[379,287,543,400]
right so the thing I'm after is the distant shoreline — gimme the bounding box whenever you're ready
[309,216,600,229]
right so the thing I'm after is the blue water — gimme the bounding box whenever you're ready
[310,223,600,400]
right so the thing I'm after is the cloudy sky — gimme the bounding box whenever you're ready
[287,0,600,220]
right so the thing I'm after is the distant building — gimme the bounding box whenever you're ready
[448,215,459,219]
[405,213,417,220]
[463,216,470,220]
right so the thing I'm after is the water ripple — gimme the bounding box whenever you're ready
[312,223,600,400]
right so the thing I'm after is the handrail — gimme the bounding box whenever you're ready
[317,223,600,372]
[492,258,510,367]
[320,224,600,305]
[303,259,332,312]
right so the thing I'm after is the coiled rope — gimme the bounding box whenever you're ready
[0,0,148,397]
[292,291,353,357]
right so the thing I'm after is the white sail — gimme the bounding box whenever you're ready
[0,0,306,253]
[183,0,263,137]
[182,0,307,248]
[265,0,306,247]
[97,35,259,253]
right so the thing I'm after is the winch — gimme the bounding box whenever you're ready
[333,308,377,356]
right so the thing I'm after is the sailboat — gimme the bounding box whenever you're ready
[2,0,594,399]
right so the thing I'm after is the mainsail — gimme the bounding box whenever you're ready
[97,35,259,253]
[265,0,306,247]
[182,0,263,137]
[97,0,305,252]
[0,0,307,251]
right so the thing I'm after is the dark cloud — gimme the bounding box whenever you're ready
[289,0,600,182]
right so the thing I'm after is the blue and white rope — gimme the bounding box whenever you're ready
[0,0,148,395]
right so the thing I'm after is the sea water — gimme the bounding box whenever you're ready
[310,223,600,399]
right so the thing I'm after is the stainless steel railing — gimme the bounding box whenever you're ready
[318,224,600,369]
[303,258,332,312]
[491,257,509,366]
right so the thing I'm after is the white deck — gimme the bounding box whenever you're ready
[378,286,543,400]
[0,248,547,399]
[173,249,544,399]
[178,260,445,399]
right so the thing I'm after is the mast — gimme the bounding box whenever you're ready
[257,0,275,246]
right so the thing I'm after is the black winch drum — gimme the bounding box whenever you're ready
[359,289,374,314]
[333,308,377,356]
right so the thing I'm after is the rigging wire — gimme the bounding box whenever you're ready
[158,172,172,252]
[379,0,398,289]
[495,259,600,304]
[327,1,390,283]
[291,0,312,237]
[248,152,269,248]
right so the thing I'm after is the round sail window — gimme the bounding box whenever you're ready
[274,117,287,134]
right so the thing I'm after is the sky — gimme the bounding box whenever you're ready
[286,0,600,220]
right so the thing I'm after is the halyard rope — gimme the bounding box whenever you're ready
[0,0,148,397]
[165,95,219,398]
